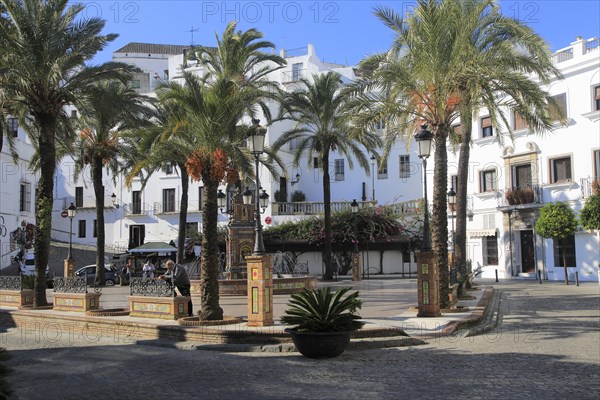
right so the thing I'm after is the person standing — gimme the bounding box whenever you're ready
[159,259,193,317]
[142,258,155,279]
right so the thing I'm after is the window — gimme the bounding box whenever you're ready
[399,155,411,178]
[71,110,78,119]
[78,220,86,238]
[292,63,302,81]
[7,118,18,138]
[593,85,600,111]
[93,220,97,238]
[451,124,462,135]
[482,233,498,265]
[375,120,386,130]
[549,156,572,183]
[163,163,173,175]
[549,93,567,120]
[198,186,204,210]
[130,79,141,89]
[132,191,142,214]
[450,175,458,193]
[553,235,576,267]
[480,169,497,192]
[377,160,388,179]
[289,138,298,150]
[163,188,176,213]
[513,111,528,131]
[75,187,84,208]
[313,157,319,169]
[334,159,345,181]
[20,182,31,212]
[481,116,493,137]
[512,164,532,189]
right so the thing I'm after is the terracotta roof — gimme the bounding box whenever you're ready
[113,42,195,55]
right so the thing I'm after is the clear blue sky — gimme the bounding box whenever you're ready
[80,1,600,65]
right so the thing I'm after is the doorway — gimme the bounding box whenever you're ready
[520,230,535,273]
[129,225,145,249]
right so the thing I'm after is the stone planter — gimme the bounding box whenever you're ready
[285,328,352,358]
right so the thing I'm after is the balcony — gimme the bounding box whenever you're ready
[497,185,543,208]
[122,202,157,216]
[272,199,419,216]
[581,176,600,198]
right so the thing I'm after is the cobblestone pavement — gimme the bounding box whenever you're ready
[1,280,599,400]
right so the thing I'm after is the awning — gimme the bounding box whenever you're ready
[468,229,497,238]
[128,242,177,254]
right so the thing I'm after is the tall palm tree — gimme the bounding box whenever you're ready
[447,0,561,278]
[73,81,153,285]
[154,21,285,320]
[0,0,135,306]
[350,0,560,306]
[273,72,381,280]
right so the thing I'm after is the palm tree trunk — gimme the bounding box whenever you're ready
[432,126,449,309]
[199,174,223,320]
[92,156,105,285]
[455,112,472,279]
[33,115,56,307]
[322,153,334,280]
[177,163,189,264]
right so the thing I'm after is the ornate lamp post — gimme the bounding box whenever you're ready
[245,118,273,327]
[67,203,76,259]
[447,188,456,251]
[415,125,433,250]
[248,119,268,255]
[414,124,439,317]
[63,202,77,277]
[370,155,376,202]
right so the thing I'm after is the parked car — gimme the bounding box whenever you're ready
[75,265,118,286]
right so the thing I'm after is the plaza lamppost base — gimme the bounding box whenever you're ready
[63,258,75,278]
[416,251,441,317]
[246,254,274,327]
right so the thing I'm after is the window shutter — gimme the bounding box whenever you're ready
[481,116,492,128]
[595,86,600,100]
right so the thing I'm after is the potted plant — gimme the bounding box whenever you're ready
[281,287,365,358]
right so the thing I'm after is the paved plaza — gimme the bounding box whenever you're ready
[1,279,599,399]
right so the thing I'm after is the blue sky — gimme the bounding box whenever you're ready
[81,1,600,65]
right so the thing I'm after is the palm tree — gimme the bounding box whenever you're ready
[447,0,560,279]
[154,21,285,320]
[350,0,560,306]
[0,0,136,306]
[348,0,476,306]
[273,72,381,280]
[73,81,153,285]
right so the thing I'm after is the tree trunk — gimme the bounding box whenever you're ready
[92,156,106,285]
[455,111,472,279]
[322,152,334,280]
[199,174,223,320]
[431,125,449,309]
[33,114,56,307]
[177,164,189,264]
[563,248,569,285]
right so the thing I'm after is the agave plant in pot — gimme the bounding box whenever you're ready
[281,287,365,358]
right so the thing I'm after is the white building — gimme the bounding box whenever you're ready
[5,37,597,280]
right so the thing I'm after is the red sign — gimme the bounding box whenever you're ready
[264,216,272,225]
[60,210,68,218]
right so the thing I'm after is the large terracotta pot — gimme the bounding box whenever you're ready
[285,328,352,358]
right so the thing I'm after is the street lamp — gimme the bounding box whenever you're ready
[110,193,118,208]
[350,199,359,213]
[414,124,433,250]
[217,188,240,215]
[67,203,76,260]
[370,155,376,202]
[249,118,268,255]
[447,188,456,251]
